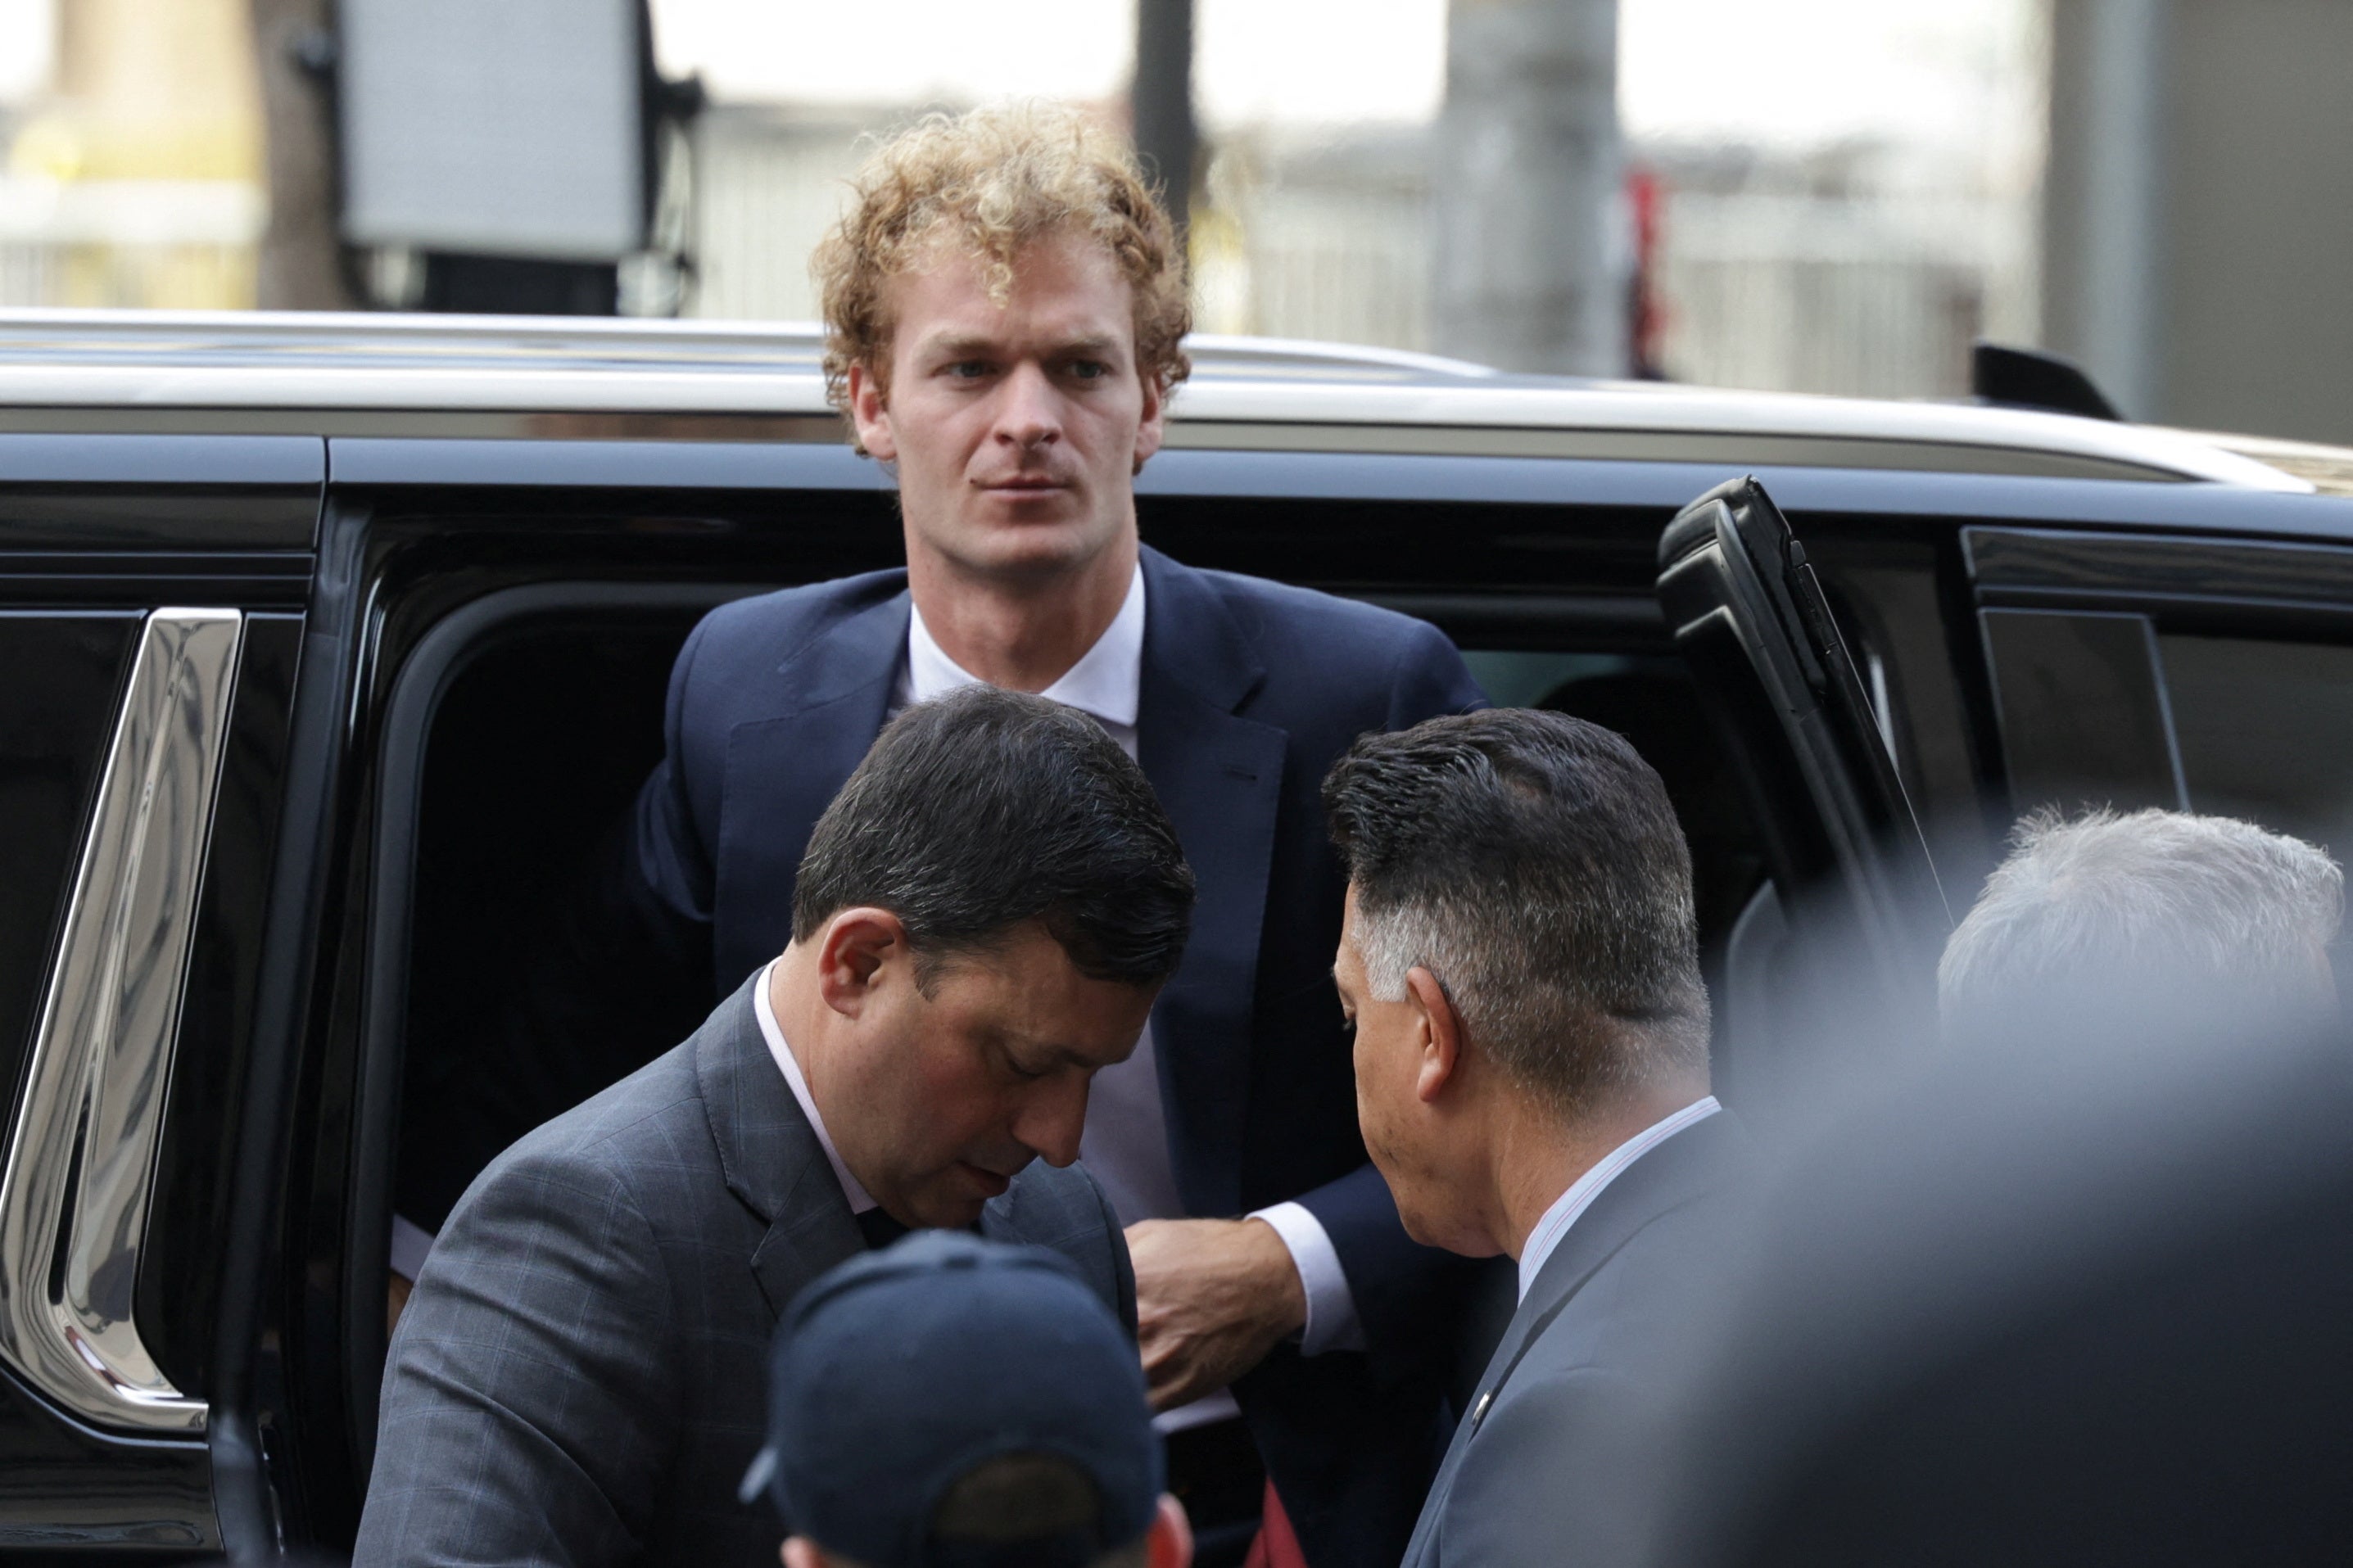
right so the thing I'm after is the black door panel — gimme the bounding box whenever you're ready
[1657,477,1950,1047]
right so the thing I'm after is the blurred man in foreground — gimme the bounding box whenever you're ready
[1939,807,2342,1042]
[1322,710,1749,1568]
[748,1231,1192,1568]
[1653,924,2353,1566]
[357,689,1194,1568]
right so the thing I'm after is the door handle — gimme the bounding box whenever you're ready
[0,608,242,1434]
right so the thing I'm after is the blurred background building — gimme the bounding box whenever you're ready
[0,0,2347,441]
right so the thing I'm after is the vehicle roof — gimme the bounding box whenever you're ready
[0,309,2319,493]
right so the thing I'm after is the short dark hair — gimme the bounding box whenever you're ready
[1322,709,1710,1114]
[793,685,1194,987]
[930,1453,1146,1568]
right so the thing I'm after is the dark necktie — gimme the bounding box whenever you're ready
[855,1206,910,1251]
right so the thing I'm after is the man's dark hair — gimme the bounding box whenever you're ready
[1322,709,1709,1114]
[929,1453,1147,1568]
[793,685,1194,987]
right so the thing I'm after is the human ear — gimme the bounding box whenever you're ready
[1147,1493,1193,1568]
[848,362,897,461]
[815,908,912,1019]
[1131,368,1166,473]
[1404,966,1462,1105]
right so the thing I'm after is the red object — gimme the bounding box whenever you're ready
[1242,1480,1310,1568]
[1627,164,1668,379]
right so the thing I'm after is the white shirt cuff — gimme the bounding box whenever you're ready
[389,1213,437,1283]
[1247,1201,1367,1355]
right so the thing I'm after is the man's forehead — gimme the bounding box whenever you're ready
[887,237,1134,343]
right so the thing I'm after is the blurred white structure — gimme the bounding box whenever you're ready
[0,0,2049,407]
[1430,0,1626,376]
[681,110,2029,404]
[0,0,264,308]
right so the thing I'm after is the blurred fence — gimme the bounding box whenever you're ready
[0,177,260,308]
[1654,192,2033,399]
[688,106,862,323]
[679,112,2029,401]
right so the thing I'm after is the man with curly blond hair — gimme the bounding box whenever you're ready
[433,102,1486,1568]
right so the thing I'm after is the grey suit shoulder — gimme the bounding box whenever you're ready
[1403,1112,1755,1568]
[356,978,1131,1568]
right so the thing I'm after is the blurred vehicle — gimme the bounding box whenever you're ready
[2,310,2350,1560]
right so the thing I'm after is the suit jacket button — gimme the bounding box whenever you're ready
[1469,1390,1494,1431]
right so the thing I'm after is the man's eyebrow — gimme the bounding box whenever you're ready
[916,332,1123,359]
[919,332,1002,359]
[1006,1034,1093,1067]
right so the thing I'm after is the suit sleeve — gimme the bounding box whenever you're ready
[356,1152,679,1568]
[628,610,722,930]
[1291,616,1491,1368]
[1423,1367,1667,1568]
[1385,615,1490,729]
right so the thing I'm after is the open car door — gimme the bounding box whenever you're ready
[1658,476,1951,1046]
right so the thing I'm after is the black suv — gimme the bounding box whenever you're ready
[3,313,2348,1561]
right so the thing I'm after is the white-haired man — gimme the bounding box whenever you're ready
[1939,807,2343,1042]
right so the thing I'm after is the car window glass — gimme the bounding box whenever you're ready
[2157,631,2353,868]
[0,612,140,1111]
[1982,608,2186,816]
[1459,650,1635,707]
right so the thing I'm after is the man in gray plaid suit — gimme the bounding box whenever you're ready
[355,687,1197,1568]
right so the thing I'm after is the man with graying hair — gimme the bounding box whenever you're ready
[1322,709,1753,1568]
[1939,807,2342,1043]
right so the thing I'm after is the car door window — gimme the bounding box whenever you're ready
[0,612,141,1105]
[1980,608,2187,817]
[2156,631,2353,868]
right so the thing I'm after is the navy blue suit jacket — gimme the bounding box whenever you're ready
[619,544,1485,1566]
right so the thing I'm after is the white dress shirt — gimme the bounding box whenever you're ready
[753,959,876,1214]
[890,563,1364,1425]
[1515,1096,1722,1303]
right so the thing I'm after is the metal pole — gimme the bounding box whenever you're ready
[2079,0,2166,420]
[1134,0,1197,234]
[1432,0,1627,375]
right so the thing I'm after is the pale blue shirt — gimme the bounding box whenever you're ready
[1516,1096,1723,1303]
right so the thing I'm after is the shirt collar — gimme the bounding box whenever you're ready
[1515,1096,1722,1303]
[752,960,876,1214]
[904,562,1145,730]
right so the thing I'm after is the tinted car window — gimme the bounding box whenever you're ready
[2159,631,2353,866]
[1981,608,2185,817]
[0,612,138,1109]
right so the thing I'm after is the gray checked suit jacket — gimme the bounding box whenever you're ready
[1400,1110,1752,1568]
[355,974,1135,1568]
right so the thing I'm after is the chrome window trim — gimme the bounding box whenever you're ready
[0,608,243,1435]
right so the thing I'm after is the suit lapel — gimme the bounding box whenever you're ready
[1487,1112,1746,1390]
[713,588,910,989]
[693,975,866,1318]
[1134,547,1286,1218]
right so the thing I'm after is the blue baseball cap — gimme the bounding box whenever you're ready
[740,1231,1163,1568]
